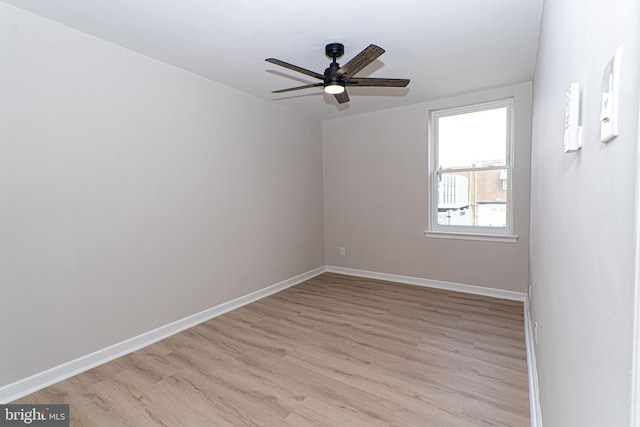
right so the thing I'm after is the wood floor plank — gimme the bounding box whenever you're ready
[13,273,530,426]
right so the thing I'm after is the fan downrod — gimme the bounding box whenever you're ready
[325,43,344,60]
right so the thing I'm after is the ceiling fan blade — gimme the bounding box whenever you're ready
[265,58,324,80]
[348,77,410,87]
[336,44,385,80]
[272,83,324,93]
[334,90,350,104]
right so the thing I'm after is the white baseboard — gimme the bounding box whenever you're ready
[524,298,543,427]
[1,265,533,408]
[0,266,326,404]
[326,265,527,301]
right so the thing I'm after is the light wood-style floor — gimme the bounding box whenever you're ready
[14,273,530,426]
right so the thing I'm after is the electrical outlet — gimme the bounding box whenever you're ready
[534,321,538,346]
[339,247,346,256]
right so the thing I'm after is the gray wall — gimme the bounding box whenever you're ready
[323,83,532,293]
[529,0,640,424]
[0,4,325,388]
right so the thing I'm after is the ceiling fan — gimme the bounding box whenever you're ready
[266,43,410,104]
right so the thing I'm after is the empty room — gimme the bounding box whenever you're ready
[1,0,639,426]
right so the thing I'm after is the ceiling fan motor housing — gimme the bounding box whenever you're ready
[325,62,340,80]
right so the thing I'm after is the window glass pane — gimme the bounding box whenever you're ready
[437,107,508,169]
[436,169,508,227]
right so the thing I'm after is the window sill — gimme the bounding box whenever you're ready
[424,230,518,243]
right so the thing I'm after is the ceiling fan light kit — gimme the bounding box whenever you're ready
[324,82,345,95]
[266,43,410,104]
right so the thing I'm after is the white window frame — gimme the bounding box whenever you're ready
[425,98,518,243]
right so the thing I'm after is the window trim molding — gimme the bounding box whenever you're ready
[427,98,516,239]
[424,230,518,243]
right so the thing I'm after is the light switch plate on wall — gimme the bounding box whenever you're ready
[600,47,622,143]
[564,82,582,152]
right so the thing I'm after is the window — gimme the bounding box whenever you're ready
[427,99,516,242]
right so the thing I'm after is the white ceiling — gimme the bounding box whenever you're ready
[2,0,543,120]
